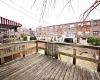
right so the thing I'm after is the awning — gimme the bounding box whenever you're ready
[0,17,22,29]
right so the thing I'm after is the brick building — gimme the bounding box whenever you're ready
[36,19,100,43]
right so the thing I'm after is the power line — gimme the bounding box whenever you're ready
[9,0,37,19]
[0,0,39,22]
[9,0,50,25]
[9,0,51,24]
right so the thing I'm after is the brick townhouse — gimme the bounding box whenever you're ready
[36,19,100,43]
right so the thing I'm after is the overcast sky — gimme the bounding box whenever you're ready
[0,0,100,30]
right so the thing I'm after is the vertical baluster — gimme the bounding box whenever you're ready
[1,49,5,64]
[97,49,100,72]
[45,42,47,55]
[23,45,25,57]
[36,41,38,53]
[55,44,58,59]
[73,49,76,65]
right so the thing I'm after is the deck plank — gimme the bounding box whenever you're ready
[44,61,62,80]
[39,59,60,80]
[63,63,73,80]
[0,53,99,80]
[78,67,83,80]
[54,62,66,80]
[14,55,51,80]
[67,65,76,80]
[8,55,47,80]
[1,53,42,80]
[58,63,69,80]
[49,62,64,80]
[23,57,54,80]
[72,66,79,80]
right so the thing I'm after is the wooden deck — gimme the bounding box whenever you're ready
[0,53,100,80]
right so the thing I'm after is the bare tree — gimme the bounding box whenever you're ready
[30,0,74,21]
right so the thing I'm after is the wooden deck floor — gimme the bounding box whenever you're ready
[0,53,100,80]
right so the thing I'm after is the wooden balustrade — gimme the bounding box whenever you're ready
[0,40,100,72]
[0,41,36,64]
[36,40,100,72]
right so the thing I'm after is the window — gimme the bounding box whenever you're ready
[85,31,90,36]
[60,26,62,28]
[78,23,83,26]
[78,32,83,35]
[70,24,74,28]
[94,21,97,26]
[50,27,53,29]
[63,25,66,29]
[87,22,90,25]
[93,31,98,36]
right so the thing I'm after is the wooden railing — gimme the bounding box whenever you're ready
[0,40,100,72]
[36,40,100,72]
[0,41,36,64]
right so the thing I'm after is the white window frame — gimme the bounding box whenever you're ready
[70,24,74,28]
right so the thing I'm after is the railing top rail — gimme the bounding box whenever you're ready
[0,40,36,49]
[37,40,100,50]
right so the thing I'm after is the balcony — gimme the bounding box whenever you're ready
[0,41,100,80]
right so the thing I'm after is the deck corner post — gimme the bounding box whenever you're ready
[73,48,76,65]
[36,41,38,53]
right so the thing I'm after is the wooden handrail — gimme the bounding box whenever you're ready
[37,40,100,50]
[36,40,100,72]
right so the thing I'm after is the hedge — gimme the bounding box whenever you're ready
[87,36,100,46]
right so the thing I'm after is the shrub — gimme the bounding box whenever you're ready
[30,36,37,40]
[87,36,100,46]
[23,36,27,41]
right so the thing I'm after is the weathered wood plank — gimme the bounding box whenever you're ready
[54,62,66,80]
[72,66,79,80]
[58,63,68,80]
[0,53,42,80]
[67,65,76,80]
[49,62,64,80]
[63,64,73,80]
[0,53,99,80]
[13,55,50,80]
[34,59,58,80]
[39,60,60,80]
[44,61,62,80]
[82,68,88,80]
[94,71,100,80]
[78,67,83,80]
[33,58,54,80]
[21,56,54,80]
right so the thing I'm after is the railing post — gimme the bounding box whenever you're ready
[23,45,25,57]
[45,42,47,55]
[73,49,76,65]
[36,41,38,53]
[1,49,5,64]
[1,58,4,64]
[97,50,100,72]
